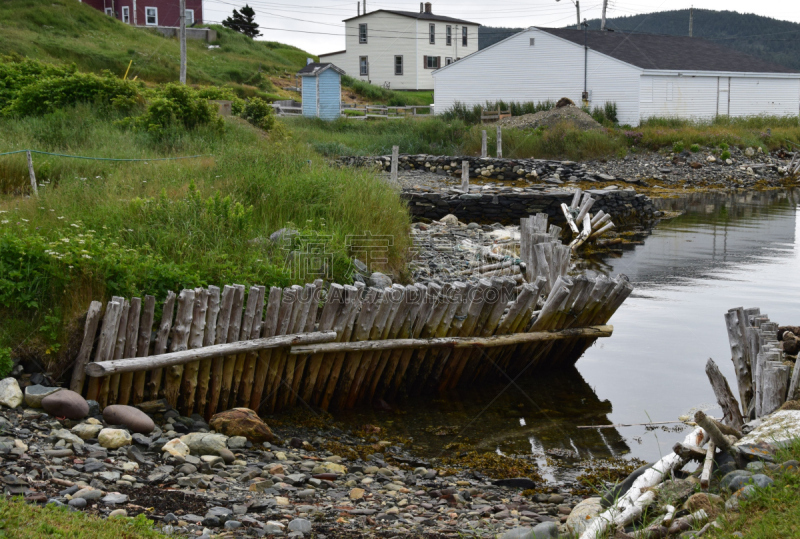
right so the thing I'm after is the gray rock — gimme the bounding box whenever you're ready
[750,474,774,489]
[102,493,128,505]
[227,436,247,450]
[224,520,242,530]
[492,477,536,489]
[721,470,753,491]
[566,497,602,535]
[73,488,103,500]
[103,405,155,434]
[499,522,558,539]
[68,497,88,508]
[181,432,228,456]
[288,518,312,533]
[98,428,132,449]
[72,422,103,440]
[24,385,61,408]
[367,272,392,289]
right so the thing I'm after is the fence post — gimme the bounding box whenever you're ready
[26,151,38,197]
[391,146,399,185]
[496,126,503,158]
[481,130,487,158]
[461,160,469,192]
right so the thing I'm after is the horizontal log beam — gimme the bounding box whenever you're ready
[85,331,337,377]
[289,325,613,355]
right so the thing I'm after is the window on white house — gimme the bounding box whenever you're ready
[394,55,403,76]
[462,26,468,46]
[529,38,535,46]
[145,7,158,26]
[122,6,130,23]
[425,56,439,69]
[445,57,453,65]
[105,7,113,16]
[429,24,435,44]
[185,9,194,25]
[446,25,451,46]
[359,23,367,44]
[360,56,368,76]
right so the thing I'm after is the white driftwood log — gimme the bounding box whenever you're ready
[289,325,613,355]
[701,442,716,489]
[579,427,707,539]
[86,331,337,376]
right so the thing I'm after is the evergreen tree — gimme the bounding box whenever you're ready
[222,4,261,39]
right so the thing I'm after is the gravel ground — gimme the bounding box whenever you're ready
[496,105,603,131]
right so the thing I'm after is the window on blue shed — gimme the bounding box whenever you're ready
[360,56,369,76]
[429,23,435,44]
[446,25,452,46]
[395,56,403,76]
[462,26,468,46]
[359,24,367,44]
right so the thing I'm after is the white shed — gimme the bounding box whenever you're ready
[432,28,800,125]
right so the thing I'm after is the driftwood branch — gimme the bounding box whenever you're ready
[694,411,734,454]
[86,331,337,377]
[701,442,716,489]
[705,358,744,431]
[289,325,613,355]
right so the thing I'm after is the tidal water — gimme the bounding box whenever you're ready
[331,189,800,477]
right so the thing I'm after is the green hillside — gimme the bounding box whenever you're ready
[480,10,800,71]
[0,0,314,96]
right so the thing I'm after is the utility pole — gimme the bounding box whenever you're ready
[575,1,581,30]
[179,0,186,84]
[600,0,607,31]
[689,6,694,37]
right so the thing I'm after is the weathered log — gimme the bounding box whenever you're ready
[195,286,220,415]
[724,309,753,412]
[219,284,245,411]
[229,285,263,409]
[238,285,266,408]
[701,442,716,489]
[180,287,210,415]
[705,358,744,431]
[105,299,130,407]
[694,411,733,454]
[206,285,235,419]
[147,291,176,400]
[761,361,791,416]
[70,300,103,393]
[86,331,337,377]
[86,298,123,402]
[131,295,155,405]
[117,297,141,405]
[163,289,195,408]
[249,286,283,411]
[672,442,706,461]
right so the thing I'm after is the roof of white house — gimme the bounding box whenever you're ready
[434,27,799,75]
[539,28,799,74]
[297,63,345,77]
[342,9,477,26]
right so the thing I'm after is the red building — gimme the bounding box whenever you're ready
[81,0,203,28]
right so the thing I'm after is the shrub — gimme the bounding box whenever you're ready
[0,347,12,378]
[719,142,729,151]
[121,83,222,134]
[241,97,275,130]
[721,150,732,160]
[194,86,246,115]
[673,141,685,153]
[0,55,77,111]
[624,131,643,145]
[341,75,393,101]
[604,102,618,124]
[690,143,700,152]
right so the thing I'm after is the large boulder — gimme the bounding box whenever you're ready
[0,378,23,409]
[103,405,155,434]
[98,428,132,449]
[24,385,61,408]
[41,389,89,420]
[566,497,603,535]
[209,408,275,443]
[180,432,229,456]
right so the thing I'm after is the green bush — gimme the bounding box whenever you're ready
[0,54,77,110]
[690,143,700,152]
[673,141,685,153]
[719,142,729,151]
[721,150,732,160]
[241,97,275,130]
[121,83,222,135]
[194,86,245,115]
[0,347,13,378]
[342,75,393,101]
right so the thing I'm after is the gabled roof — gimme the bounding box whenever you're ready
[538,28,799,74]
[297,63,345,76]
[343,9,477,26]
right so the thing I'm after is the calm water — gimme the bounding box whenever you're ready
[331,189,800,479]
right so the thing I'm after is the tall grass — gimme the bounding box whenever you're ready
[441,100,555,124]
[341,76,433,106]
[0,105,410,366]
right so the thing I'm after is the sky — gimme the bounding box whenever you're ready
[201,0,800,55]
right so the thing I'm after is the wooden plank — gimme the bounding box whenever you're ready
[131,295,155,405]
[249,287,282,411]
[105,299,130,406]
[117,297,141,405]
[206,285,235,419]
[288,282,321,406]
[281,284,314,409]
[320,283,364,410]
[163,289,195,408]
[266,286,299,412]
[147,291,176,401]
[228,285,262,410]
[300,284,345,404]
[701,442,716,490]
[237,285,266,408]
[70,301,103,394]
[181,287,209,415]
[86,298,123,402]
[195,286,220,415]
[219,284,245,412]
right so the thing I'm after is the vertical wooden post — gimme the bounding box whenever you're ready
[481,130,487,158]
[163,289,195,408]
[26,151,38,197]
[70,301,103,394]
[496,126,502,158]
[131,295,155,404]
[461,160,469,192]
[206,285,235,419]
[86,297,124,402]
[195,286,221,415]
[391,145,399,185]
[179,0,187,84]
[249,286,282,411]
[219,284,245,411]
[105,299,131,407]
[180,288,209,415]
[147,291,176,401]
[117,297,141,405]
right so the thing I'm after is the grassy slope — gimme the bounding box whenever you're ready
[0,497,167,538]
[0,0,312,96]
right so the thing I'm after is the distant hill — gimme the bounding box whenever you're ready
[0,0,313,97]
[480,10,800,71]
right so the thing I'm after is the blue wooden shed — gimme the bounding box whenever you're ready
[298,63,344,120]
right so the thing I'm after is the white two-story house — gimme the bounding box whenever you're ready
[319,2,479,91]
